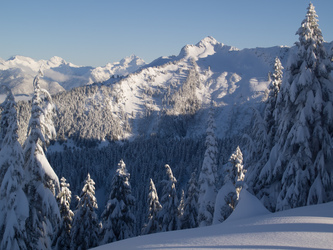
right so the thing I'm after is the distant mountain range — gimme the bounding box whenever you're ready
[0,54,146,99]
[2,36,333,141]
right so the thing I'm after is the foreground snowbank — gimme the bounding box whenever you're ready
[94,191,333,250]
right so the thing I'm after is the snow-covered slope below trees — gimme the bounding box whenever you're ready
[95,191,333,250]
[0,55,146,100]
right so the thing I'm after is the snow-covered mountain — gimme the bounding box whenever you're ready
[0,54,146,99]
[10,36,298,144]
[13,36,333,145]
[90,55,146,83]
[87,36,293,139]
[94,190,333,250]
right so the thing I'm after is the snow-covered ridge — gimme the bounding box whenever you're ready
[3,36,315,141]
[178,36,238,60]
[102,36,295,139]
[0,54,146,99]
[6,36,299,143]
[90,55,146,83]
[4,37,333,141]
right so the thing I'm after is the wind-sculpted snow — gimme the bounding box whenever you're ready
[94,192,333,250]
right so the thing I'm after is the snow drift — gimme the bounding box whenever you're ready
[94,190,333,250]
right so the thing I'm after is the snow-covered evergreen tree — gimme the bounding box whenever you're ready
[39,88,57,147]
[0,87,14,148]
[245,57,284,209]
[0,90,18,184]
[245,57,283,192]
[23,71,60,249]
[142,178,162,235]
[259,3,333,211]
[181,171,199,229]
[198,106,218,227]
[71,173,99,249]
[213,146,246,224]
[243,107,267,176]
[265,56,284,148]
[178,189,185,218]
[101,159,135,243]
[228,146,246,190]
[0,89,29,250]
[53,177,74,250]
[158,164,180,232]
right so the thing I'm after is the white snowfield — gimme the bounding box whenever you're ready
[94,190,333,250]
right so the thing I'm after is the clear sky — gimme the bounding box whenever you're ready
[1,0,332,67]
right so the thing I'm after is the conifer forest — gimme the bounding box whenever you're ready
[0,3,332,250]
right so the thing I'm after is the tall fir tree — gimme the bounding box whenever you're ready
[213,146,246,224]
[246,57,284,208]
[23,71,60,249]
[228,146,246,192]
[71,173,99,250]
[0,86,14,147]
[265,57,284,148]
[259,3,333,211]
[181,171,199,229]
[53,177,74,250]
[101,159,135,243]
[0,90,29,250]
[198,106,218,227]
[142,178,162,235]
[0,90,19,184]
[158,164,180,232]
[178,189,185,218]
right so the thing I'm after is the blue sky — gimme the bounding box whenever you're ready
[1,0,332,67]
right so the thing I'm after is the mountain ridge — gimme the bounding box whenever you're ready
[0,54,146,99]
[4,37,333,142]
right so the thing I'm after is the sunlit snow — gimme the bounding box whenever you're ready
[94,190,333,250]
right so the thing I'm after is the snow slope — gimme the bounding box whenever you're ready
[8,36,295,143]
[6,37,333,142]
[94,190,333,250]
[103,36,292,139]
[0,55,145,99]
[90,55,146,83]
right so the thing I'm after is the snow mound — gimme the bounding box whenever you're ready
[225,189,270,223]
[94,201,333,250]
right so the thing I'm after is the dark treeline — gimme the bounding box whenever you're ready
[47,135,240,235]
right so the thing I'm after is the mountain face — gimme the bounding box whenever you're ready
[90,55,146,83]
[0,55,146,99]
[81,36,293,140]
[10,36,296,145]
